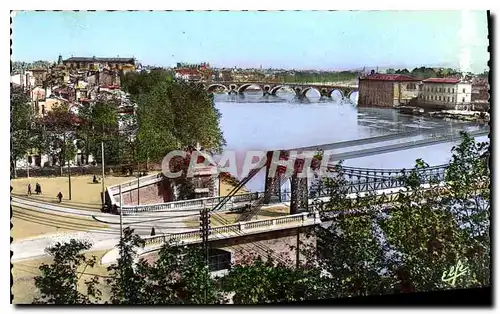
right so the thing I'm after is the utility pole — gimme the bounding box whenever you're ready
[63,133,72,200]
[26,154,30,179]
[137,161,140,205]
[68,156,72,200]
[101,141,105,206]
[296,227,300,269]
[199,208,211,304]
[119,184,123,240]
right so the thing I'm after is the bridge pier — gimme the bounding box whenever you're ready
[263,151,284,204]
[290,172,308,214]
[262,150,309,214]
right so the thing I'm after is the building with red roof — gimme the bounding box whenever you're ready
[417,77,473,110]
[358,72,421,107]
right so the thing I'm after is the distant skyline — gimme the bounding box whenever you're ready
[12,11,489,73]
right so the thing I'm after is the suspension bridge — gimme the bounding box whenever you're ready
[108,126,488,215]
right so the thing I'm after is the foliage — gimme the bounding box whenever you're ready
[76,98,122,165]
[442,132,490,286]
[121,69,173,97]
[106,227,146,304]
[275,71,359,83]
[41,102,78,168]
[308,133,490,296]
[33,240,102,304]
[11,60,51,74]
[309,161,354,212]
[127,72,225,163]
[106,227,225,304]
[10,84,37,176]
[222,254,325,304]
[135,244,226,304]
[31,133,489,304]
[310,213,395,298]
[385,67,462,79]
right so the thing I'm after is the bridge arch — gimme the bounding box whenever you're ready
[346,89,359,99]
[237,83,263,94]
[270,85,295,95]
[206,84,228,93]
[300,87,322,98]
[327,89,345,98]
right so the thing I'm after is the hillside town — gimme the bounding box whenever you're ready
[10,10,491,306]
[10,56,490,172]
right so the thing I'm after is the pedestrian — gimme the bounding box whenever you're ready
[57,192,63,203]
[27,183,32,196]
[35,182,40,195]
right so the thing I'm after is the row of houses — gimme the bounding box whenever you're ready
[358,72,489,110]
[12,56,138,169]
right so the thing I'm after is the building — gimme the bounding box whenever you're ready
[62,56,136,72]
[175,62,212,82]
[174,68,201,82]
[10,71,36,89]
[358,72,421,108]
[417,78,472,110]
[30,68,49,86]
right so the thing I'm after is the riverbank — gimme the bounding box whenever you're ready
[396,106,489,124]
[428,110,490,124]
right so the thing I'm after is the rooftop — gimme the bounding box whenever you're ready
[422,78,462,84]
[360,73,420,82]
[63,57,135,63]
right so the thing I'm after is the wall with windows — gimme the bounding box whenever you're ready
[418,82,472,109]
[358,80,394,107]
[394,81,419,106]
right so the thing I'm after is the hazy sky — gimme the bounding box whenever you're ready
[12,11,489,72]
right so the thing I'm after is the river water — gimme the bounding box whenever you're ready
[213,90,489,192]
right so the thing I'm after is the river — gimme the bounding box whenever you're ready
[213,90,489,192]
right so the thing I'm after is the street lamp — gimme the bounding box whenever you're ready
[62,132,73,201]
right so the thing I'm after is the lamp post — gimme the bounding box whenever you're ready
[26,152,30,179]
[101,140,105,207]
[63,133,73,200]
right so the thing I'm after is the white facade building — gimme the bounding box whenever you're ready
[418,78,473,110]
[11,71,36,88]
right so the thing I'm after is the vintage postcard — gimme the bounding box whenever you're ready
[10,10,490,305]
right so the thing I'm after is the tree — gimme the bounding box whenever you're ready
[308,133,490,296]
[378,168,468,292]
[106,227,146,304]
[34,240,102,304]
[410,67,438,79]
[442,132,490,286]
[106,227,226,304]
[76,97,123,167]
[137,244,226,304]
[42,102,78,174]
[395,68,410,75]
[222,254,326,304]
[131,73,225,163]
[311,214,395,298]
[11,84,37,178]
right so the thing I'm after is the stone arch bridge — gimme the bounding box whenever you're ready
[203,81,358,99]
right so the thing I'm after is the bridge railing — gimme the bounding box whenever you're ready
[120,191,260,215]
[143,211,320,247]
[117,165,448,214]
[314,166,447,197]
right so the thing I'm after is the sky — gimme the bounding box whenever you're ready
[11,11,489,72]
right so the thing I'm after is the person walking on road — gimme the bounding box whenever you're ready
[57,192,63,203]
[27,183,32,196]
